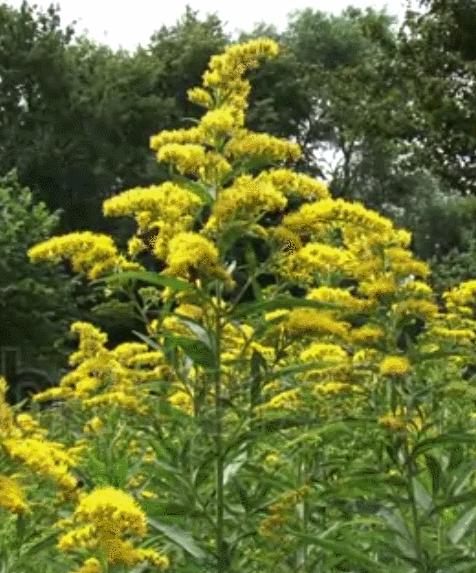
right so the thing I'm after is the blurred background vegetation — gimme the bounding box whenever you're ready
[1,0,475,384]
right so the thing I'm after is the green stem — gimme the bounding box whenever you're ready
[404,439,424,571]
[213,288,227,573]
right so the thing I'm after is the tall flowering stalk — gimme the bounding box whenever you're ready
[22,38,476,572]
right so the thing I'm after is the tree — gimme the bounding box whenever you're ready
[0,4,230,232]
[398,0,476,193]
[0,171,77,364]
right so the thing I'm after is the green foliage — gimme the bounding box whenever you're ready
[0,171,76,362]
[398,0,476,193]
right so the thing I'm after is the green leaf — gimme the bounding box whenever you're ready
[20,531,59,558]
[172,175,213,205]
[133,330,162,351]
[425,454,442,496]
[148,518,208,561]
[175,317,212,348]
[250,350,266,406]
[101,270,193,292]
[290,530,385,571]
[412,433,476,459]
[432,489,476,513]
[451,462,476,497]
[378,508,412,542]
[231,295,334,318]
[413,478,433,512]
[224,452,247,486]
[218,220,254,255]
[448,506,476,544]
[167,335,215,368]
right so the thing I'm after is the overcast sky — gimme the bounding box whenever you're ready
[6,0,412,51]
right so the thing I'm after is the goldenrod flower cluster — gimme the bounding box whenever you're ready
[206,174,287,231]
[0,474,28,514]
[379,356,411,377]
[3,437,78,490]
[259,486,310,539]
[165,232,232,284]
[19,37,476,570]
[34,322,168,414]
[58,487,169,570]
[378,406,424,433]
[28,232,141,280]
[0,377,79,515]
[444,279,476,314]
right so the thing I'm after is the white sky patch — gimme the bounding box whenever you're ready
[6,0,411,51]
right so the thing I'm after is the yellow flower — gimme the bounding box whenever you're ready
[15,413,45,437]
[69,558,102,573]
[379,407,423,432]
[429,326,475,344]
[59,487,169,569]
[269,226,302,254]
[3,437,78,490]
[0,475,28,514]
[378,413,407,431]
[75,487,147,537]
[225,130,301,163]
[259,389,301,411]
[443,279,476,314]
[157,143,207,175]
[168,390,194,415]
[142,448,157,464]
[379,356,411,377]
[28,232,140,280]
[300,342,348,365]
[187,86,214,108]
[58,487,169,571]
[359,275,397,299]
[83,391,144,412]
[206,174,287,231]
[83,416,103,434]
[200,107,237,137]
[140,490,158,500]
[284,243,354,281]
[259,169,330,201]
[385,247,430,278]
[69,322,108,365]
[312,381,362,396]
[307,287,370,313]
[263,453,281,467]
[349,324,385,346]
[283,198,397,244]
[127,472,145,487]
[104,183,202,258]
[392,298,439,320]
[286,309,350,339]
[150,126,204,151]
[165,232,231,284]
[352,348,379,367]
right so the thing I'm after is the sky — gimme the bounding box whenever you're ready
[6,0,412,51]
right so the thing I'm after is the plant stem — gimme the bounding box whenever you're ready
[404,439,424,571]
[213,288,227,573]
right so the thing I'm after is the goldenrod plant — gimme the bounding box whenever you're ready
[1,38,476,573]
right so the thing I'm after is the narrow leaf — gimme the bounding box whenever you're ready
[148,518,207,560]
[102,270,193,292]
[448,506,476,544]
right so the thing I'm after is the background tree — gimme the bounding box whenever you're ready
[397,0,476,193]
[1,0,475,284]
[0,171,78,367]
